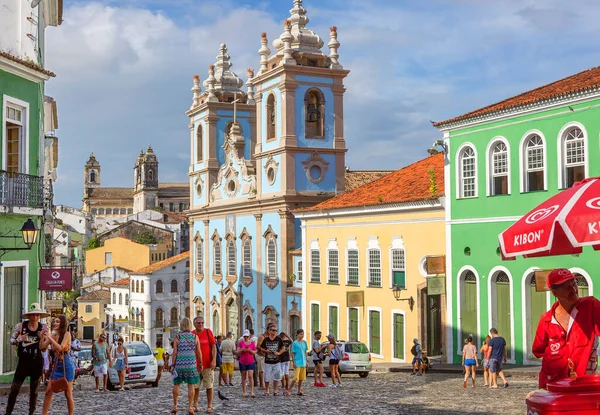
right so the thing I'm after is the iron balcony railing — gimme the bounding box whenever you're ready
[0,170,51,209]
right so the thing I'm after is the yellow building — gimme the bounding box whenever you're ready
[294,154,446,363]
[85,237,169,274]
[77,289,111,340]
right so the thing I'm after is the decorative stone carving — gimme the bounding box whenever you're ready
[273,0,325,55]
[194,174,204,198]
[258,33,271,74]
[289,300,301,317]
[263,155,279,186]
[242,300,254,327]
[193,231,204,283]
[192,296,205,317]
[191,75,202,108]
[328,27,342,69]
[262,305,279,329]
[302,151,329,183]
[246,69,256,105]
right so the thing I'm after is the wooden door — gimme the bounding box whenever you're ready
[494,274,511,357]
[393,313,404,359]
[427,295,442,356]
[529,276,546,360]
[3,267,23,372]
[461,275,477,344]
[349,308,358,342]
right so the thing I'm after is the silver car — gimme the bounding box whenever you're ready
[107,342,158,390]
[308,341,372,378]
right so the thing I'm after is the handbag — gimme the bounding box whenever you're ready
[50,353,69,393]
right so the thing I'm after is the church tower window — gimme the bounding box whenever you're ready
[90,170,96,183]
[267,93,276,140]
[305,89,325,138]
[196,125,203,162]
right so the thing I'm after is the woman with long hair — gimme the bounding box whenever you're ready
[41,315,75,415]
[170,318,202,415]
[111,337,129,391]
[326,334,343,387]
[480,335,492,386]
[462,335,478,388]
[236,329,257,397]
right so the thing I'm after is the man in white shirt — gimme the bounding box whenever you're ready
[220,332,236,387]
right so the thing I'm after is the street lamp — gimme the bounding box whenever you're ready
[392,285,415,311]
[427,140,448,156]
[0,218,40,256]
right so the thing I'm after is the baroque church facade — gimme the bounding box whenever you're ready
[187,0,386,337]
[82,147,189,218]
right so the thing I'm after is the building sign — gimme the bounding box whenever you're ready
[39,268,72,291]
[535,270,551,292]
[425,255,446,275]
[427,276,446,295]
[347,291,364,308]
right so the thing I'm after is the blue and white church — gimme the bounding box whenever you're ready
[187,0,349,337]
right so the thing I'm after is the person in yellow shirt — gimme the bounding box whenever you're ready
[153,340,165,386]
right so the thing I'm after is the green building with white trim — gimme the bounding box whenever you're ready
[434,67,600,365]
[0,0,62,377]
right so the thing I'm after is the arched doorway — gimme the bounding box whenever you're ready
[290,315,301,336]
[490,270,512,360]
[459,270,478,347]
[525,272,548,362]
[226,298,238,337]
[244,315,253,331]
[212,310,220,336]
[574,273,589,297]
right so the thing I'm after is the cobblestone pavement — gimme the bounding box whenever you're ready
[0,371,537,414]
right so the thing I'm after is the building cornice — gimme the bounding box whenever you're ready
[0,51,54,82]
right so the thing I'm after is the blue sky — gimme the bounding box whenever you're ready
[45,0,600,207]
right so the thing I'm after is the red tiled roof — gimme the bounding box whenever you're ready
[0,50,56,77]
[162,211,187,221]
[110,277,130,287]
[299,153,444,212]
[86,187,133,199]
[434,66,600,128]
[77,290,111,301]
[345,170,393,191]
[132,251,190,274]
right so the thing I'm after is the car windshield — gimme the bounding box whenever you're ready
[345,343,369,354]
[126,343,152,357]
[78,350,92,360]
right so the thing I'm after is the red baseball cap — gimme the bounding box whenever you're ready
[547,268,575,288]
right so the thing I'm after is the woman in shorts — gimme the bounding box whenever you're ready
[326,334,343,387]
[236,329,257,397]
[479,335,491,386]
[111,337,129,391]
[154,340,165,386]
[462,336,478,388]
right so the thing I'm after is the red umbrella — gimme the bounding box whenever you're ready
[499,177,600,259]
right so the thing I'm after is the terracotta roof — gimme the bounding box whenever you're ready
[86,187,134,200]
[434,66,600,128]
[345,170,393,191]
[0,50,56,77]
[132,251,190,274]
[77,290,111,301]
[110,277,130,287]
[80,282,111,290]
[299,154,444,212]
[162,211,187,221]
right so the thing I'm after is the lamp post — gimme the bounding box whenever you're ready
[426,140,448,156]
[392,285,415,311]
[0,218,40,257]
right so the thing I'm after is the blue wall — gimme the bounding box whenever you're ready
[294,152,337,192]
[260,154,282,195]
[294,83,335,149]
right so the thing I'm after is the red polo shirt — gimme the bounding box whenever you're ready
[193,328,215,370]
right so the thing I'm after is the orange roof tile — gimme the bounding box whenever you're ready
[298,154,444,212]
[345,170,393,191]
[77,290,111,301]
[0,50,56,77]
[434,66,600,128]
[110,277,130,287]
[132,251,190,274]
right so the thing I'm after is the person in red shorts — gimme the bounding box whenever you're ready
[533,268,600,389]
[192,317,216,414]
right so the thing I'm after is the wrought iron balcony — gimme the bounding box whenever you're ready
[0,170,52,209]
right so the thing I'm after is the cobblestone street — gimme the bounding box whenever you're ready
[0,371,537,414]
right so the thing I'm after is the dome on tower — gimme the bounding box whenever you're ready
[273,0,325,55]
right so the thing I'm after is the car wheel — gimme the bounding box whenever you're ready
[359,372,369,378]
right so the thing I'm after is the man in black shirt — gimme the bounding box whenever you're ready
[258,324,284,395]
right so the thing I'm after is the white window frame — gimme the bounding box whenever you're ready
[326,239,339,284]
[391,309,407,363]
[227,238,236,276]
[519,130,547,193]
[346,237,359,286]
[389,236,405,289]
[297,260,302,282]
[2,95,30,173]
[310,249,321,283]
[455,142,478,199]
[214,239,222,276]
[266,236,277,278]
[367,306,383,359]
[557,122,588,189]
[242,238,252,278]
[196,238,203,275]
[485,137,511,196]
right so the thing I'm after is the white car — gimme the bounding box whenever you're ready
[107,342,158,390]
[307,341,372,378]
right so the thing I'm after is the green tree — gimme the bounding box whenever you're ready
[134,231,158,245]
[87,237,102,250]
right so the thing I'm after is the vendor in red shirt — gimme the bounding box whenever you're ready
[532,268,600,389]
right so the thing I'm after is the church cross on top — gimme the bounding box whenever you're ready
[232,91,241,124]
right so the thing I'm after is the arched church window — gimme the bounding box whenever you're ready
[148,170,154,181]
[196,125,203,162]
[90,170,96,183]
[267,94,276,140]
[305,89,325,138]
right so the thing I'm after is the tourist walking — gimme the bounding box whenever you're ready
[258,325,284,395]
[279,331,293,391]
[220,332,236,387]
[287,329,308,396]
[249,329,259,387]
[327,334,343,387]
[215,335,224,386]
[154,340,165,386]
[192,316,216,414]
[461,335,478,388]
[5,303,50,415]
[256,328,268,389]
[41,315,75,415]
[111,337,129,391]
[92,333,112,392]
[488,328,508,388]
[236,329,257,397]
[170,317,202,415]
[411,338,423,376]
[312,331,326,387]
[480,335,491,386]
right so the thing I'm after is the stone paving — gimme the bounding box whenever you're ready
[0,371,537,414]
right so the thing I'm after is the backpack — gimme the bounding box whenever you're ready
[410,344,418,356]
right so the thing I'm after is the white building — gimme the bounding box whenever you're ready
[128,252,190,346]
[82,266,130,290]
[107,277,131,343]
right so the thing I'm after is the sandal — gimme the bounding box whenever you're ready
[170,408,178,414]
[297,392,304,396]
[251,394,255,398]
[206,407,213,414]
